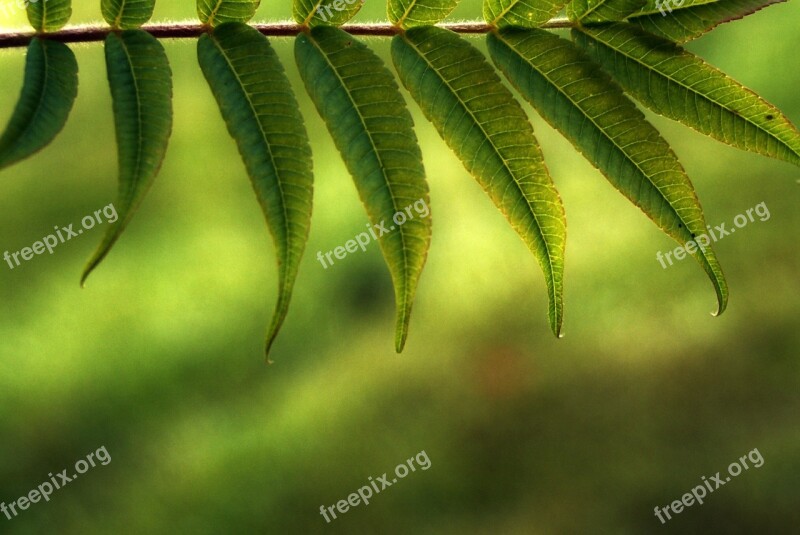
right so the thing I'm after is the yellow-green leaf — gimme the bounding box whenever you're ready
[197,0,261,27]
[489,28,727,314]
[389,0,459,28]
[392,27,566,336]
[574,23,800,167]
[27,0,72,32]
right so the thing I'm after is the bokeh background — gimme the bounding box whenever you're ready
[0,1,798,533]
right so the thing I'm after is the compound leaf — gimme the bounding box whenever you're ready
[294,0,365,26]
[199,22,313,359]
[27,0,72,32]
[392,27,566,336]
[489,28,727,314]
[566,0,645,23]
[102,0,157,29]
[197,0,261,27]
[574,24,800,167]
[0,39,78,172]
[296,26,431,352]
[389,0,459,28]
[484,0,571,28]
[625,0,785,43]
[82,30,172,286]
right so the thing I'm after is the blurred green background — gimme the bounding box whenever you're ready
[0,1,798,533]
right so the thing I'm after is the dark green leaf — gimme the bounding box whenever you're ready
[389,0,459,28]
[574,23,800,167]
[0,39,78,172]
[392,27,566,336]
[197,0,261,27]
[296,26,431,352]
[83,30,173,286]
[199,22,313,359]
[102,0,156,29]
[27,0,72,32]
[489,28,727,314]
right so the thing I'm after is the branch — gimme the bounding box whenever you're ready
[0,20,575,49]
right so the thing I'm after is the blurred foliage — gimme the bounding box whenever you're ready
[0,1,798,533]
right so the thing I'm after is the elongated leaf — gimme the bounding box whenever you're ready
[82,30,172,285]
[389,0,459,28]
[626,0,785,43]
[27,0,72,32]
[293,0,364,26]
[199,22,313,359]
[296,26,431,352]
[566,0,644,22]
[197,0,260,27]
[392,27,566,336]
[0,39,77,171]
[574,24,800,167]
[488,28,727,314]
[102,0,156,29]
[484,0,571,27]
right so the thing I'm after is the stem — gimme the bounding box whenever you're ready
[0,20,575,49]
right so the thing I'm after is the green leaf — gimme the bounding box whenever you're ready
[566,0,645,22]
[484,0,571,28]
[0,39,78,172]
[488,28,727,314]
[102,0,156,29]
[27,0,72,32]
[197,0,261,27]
[293,0,364,26]
[199,22,313,359]
[295,26,431,352]
[82,30,172,285]
[389,0,459,28]
[574,24,800,167]
[625,0,785,43]
[392,27,566,336]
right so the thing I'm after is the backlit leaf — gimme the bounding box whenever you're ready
[625,0,785,43]
[392,27,566,336]
[293,0,365,26]
[27,0,72,32]
[82,31,173,286]
[296,26,431,352]
[566,0,645,23]
[389,0,459,28]
[0,39,78,172]
[197,0,260,27]
[489,28,727,314]
[199,22,313,359]
[574,23,800,167]
[484,0,571,28]
[102,0,156,29]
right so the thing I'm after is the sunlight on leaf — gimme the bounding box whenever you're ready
[393,27,566,336]
[489,28,728,314]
